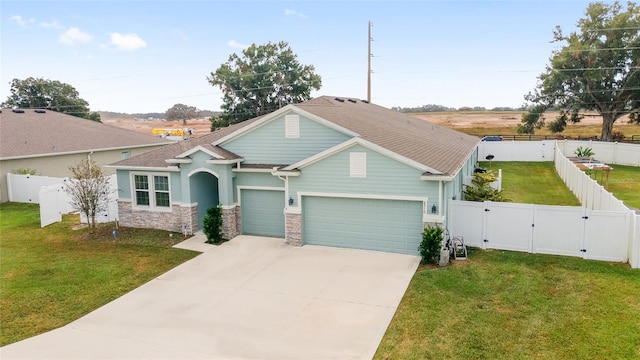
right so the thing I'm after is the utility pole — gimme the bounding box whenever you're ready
[367,20,372,103]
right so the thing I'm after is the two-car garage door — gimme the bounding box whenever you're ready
[303,197,424,255]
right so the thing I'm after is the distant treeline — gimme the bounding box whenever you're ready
[392,104,524,113]
[99,110,219,120]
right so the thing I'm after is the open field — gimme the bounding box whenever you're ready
[413,111,640,139]
[0,203,199,346]
[105,111,640,141]
[103,118,213,138]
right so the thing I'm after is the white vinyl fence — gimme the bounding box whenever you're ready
[448,200,634,264]
[553,146,628,212]
[457,140,640,268]
[478,140,640,165]
[6,173,118,227]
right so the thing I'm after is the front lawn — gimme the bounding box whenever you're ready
[478,161,580,206]
[375,249,640,359]
[0,203,199,346]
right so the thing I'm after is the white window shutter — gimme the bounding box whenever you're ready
[285,115,299,138]
[350,152,366,177]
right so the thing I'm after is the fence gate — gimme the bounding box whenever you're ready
[532,205,584,258]
[485,202,534,252]
[39,185,64,227]
[448,200,631,263]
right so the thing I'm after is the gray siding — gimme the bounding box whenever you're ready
[289,144,438,201]
[221,114,350,164]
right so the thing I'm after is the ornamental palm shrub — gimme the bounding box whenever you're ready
[419,225,443,264]
[203,204,224,244]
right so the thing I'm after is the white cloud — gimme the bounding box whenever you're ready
[110,33,147,51]
[284,8,306,18]
[9,15,34,27]
[59,27,93,45]
[39,20,63,29]
[227,40,248,49]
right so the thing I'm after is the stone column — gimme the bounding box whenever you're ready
[285,213,302,246]
[221,206,239,240]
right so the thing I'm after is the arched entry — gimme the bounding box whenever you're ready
[188,169,219,230]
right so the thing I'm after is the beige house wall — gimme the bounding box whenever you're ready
[0,144,165,203]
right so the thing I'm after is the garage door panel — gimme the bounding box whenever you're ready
[303,197,423,255]
[241,190,285,237]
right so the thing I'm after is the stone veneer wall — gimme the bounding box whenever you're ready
[285,213,302,246]
[221,206,239,240]
[118,200,197,235]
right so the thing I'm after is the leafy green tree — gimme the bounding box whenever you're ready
[464,171,510,202]
[2,77,101,122]
[165,103,198,125]
[207,41,322,124]
[521,1,640,141]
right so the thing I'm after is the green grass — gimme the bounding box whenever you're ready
[375,249,640,360]
[591,164,640,209]
[478,161,580,206]
[0,202,199,346]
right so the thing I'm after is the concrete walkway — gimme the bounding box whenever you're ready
[2,235,420,359]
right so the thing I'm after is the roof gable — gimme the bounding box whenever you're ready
[284,137,442,174]
[294,97,480,176]
[213,105,358,146]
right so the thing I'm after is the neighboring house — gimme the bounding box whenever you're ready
[0,108,171,202]
[108,96,480,255]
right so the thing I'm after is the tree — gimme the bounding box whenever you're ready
[207,41,322,124]
[521,1,640,141]
[165,103,198,125]
[2,77,101,122]
[463,171,510,202]
[65,158,112,230]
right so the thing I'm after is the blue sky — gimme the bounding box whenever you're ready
[1,1,602,113]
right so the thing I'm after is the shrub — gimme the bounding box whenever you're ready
[419,225,443,264]
[203,204,224,244]
[574,146,595,157]
[13,168,37,175]
[463,171,510,202]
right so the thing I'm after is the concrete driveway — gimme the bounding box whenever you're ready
[2,235,420,359]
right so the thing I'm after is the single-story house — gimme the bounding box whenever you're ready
[0,108,171,202]
[108,96,480,255]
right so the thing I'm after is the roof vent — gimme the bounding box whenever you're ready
[12,109,25,113]
[361,100,369,104]
[34,109,46,114]
[348,99,357,103]
[334,97,344,102]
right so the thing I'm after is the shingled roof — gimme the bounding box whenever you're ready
[0,109,171,159]
[110,96,480,176]
[296,96,480,176]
